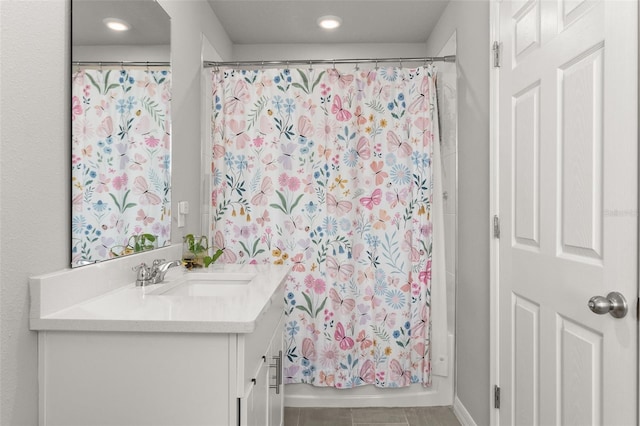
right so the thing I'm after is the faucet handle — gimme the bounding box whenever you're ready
[133,262,152,286]
[152,258,166,268]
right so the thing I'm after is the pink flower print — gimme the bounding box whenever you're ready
[145,135,160,148]
[278,173,290,189]
[111,173,128,190]
[287,176,300,191]
[411,281,420,297]
[320,83,331,97]
[319,343,339,368]
[324,308,334,323]
[305,276,326,295]
[304,274,315,288]
[420,222,433,237]
[253,136,264,147]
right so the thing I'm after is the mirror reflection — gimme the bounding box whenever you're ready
[71,0,171,267]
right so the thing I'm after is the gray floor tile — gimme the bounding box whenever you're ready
[405,406,461,426]
[298,407,353,426]
[351,407,408,423]
[353,424,408,426]
[284,407,300,426]
[290,405,461,426]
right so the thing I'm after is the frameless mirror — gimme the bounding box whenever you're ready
[71,0,171,267]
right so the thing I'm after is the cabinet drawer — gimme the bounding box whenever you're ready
[235,282,285,396]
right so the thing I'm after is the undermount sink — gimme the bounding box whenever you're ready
[149,272,257,297]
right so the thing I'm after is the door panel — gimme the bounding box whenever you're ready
[498,0,637,425]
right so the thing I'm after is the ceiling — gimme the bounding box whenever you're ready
[207,1,450,45]
[72,0,171,46]
[72,0,449,46]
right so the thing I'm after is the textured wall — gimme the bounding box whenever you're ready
[0,1,69,424]
[425,2,491,425]
[0,1,230,422]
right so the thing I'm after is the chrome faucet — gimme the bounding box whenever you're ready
[149,259,182,284]
[133,262,152,287]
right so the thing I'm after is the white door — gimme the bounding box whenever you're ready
[497,0,637,425]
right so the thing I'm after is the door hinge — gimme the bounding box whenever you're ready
[493,41,502,68]
[494,385,501,409]
[493,215,501,239]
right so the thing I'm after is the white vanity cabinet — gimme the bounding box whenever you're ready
[240,314,284,426]
[30,263,290,426]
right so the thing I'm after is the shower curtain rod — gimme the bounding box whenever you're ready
[72,61,170,68]
[203,55,456,69]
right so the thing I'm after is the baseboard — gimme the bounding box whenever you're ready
[452,396,477,426]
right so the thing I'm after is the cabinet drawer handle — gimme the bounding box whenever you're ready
[269,350,283,394]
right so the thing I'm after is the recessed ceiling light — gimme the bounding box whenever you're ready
[103,18,130,32]
[317,15,342,30]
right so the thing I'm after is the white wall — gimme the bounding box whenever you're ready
[157,0,231,241]
[231,43,429,62]
[425,2,491,425]
[0,1,489,422]
[1,1,68,423]
[72,45,170,62]
[0,1,230,422]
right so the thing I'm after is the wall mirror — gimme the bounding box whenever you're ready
[71,0,171,267]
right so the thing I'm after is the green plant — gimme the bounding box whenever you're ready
[205,248,224,267]
[183,234,224,268]
[184,234,208,254]
[129,233,156,252]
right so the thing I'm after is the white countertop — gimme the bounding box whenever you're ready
[30,263,290,333]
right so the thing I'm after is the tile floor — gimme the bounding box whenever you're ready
[284,406,462,426]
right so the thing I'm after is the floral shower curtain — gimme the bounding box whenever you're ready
[209,65,438,388]
[71,68,171,265]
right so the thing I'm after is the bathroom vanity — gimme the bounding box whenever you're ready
[30,257,289,426]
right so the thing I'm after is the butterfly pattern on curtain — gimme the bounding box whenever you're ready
[209,65,437,388]
[71,68,171,265]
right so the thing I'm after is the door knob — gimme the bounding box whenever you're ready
[588,292,628,318]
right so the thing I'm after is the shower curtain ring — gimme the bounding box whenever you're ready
[308,61,313,72]
[375,60,378,70]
